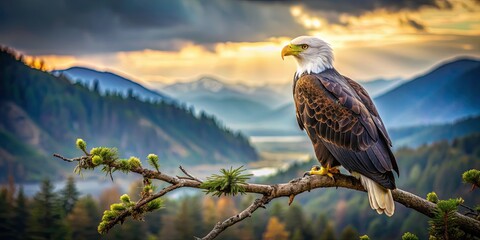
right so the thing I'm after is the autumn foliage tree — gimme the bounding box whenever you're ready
[262,217,290,240]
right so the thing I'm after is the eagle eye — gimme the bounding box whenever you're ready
[301,44,309,50]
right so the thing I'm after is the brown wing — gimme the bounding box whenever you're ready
[294,74,378,151]
[294,72,398,188]
[343,76,392,147]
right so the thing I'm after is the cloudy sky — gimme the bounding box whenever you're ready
[1,0,479,86]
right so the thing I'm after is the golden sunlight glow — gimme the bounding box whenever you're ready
[32,0,479,86]
[289,6,327,30]
[24,55,78,71]
[115,40,297,85]
[290,6,302,17]
[289,0,480,48]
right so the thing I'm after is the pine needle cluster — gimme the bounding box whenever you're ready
[462,169,480,189]
[427,192,439,203]
[429,198,465,239]
[401,232,419,240]
[201,166,252,197]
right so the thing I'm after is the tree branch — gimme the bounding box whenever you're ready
[198,195,271,240]
[102,183,182,232]
[53,153,480,238]
[177,165,203,183]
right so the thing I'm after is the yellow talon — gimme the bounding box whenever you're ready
[307,165,338,180]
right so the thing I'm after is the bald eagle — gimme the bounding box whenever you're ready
[281,36,399,216]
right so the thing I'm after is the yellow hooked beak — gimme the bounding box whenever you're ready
[281,44,303,60]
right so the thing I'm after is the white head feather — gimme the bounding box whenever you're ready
[290,36,334,77]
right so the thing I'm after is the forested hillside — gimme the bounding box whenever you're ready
[390,115,480,148]
[1,134,478,240]
[0,48,258,182]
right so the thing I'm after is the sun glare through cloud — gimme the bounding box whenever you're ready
[14,0,480,84]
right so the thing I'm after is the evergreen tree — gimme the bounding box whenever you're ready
[159,215,180,239]
[7,173,16,204]
[67,195,100,240]
[60,176,79,214]
[12,187,29,240]
[39,60,45,71]
[320,223,336,240]
[291,228,304,240]
[118,219,147,240]
[313,214,328,237]
[340,225,359,240]
[28,178,70,240]
[174,197,196,239]
[285,203,312,239]
[189,196,204,234]
[145,208,165,236]
[0,187,14,239]
[269,201,284,219]
[92,79,100,93]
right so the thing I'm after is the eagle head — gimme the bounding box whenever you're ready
[281,36,333,76]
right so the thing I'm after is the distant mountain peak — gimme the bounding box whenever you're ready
[444,56,479,63]
[197,76,223,84]
[374,57,480,127]
[196,77,225,92]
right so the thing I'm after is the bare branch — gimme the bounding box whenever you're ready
[198,195,271,240]
[177,166,203,183]
[53,153,88,162]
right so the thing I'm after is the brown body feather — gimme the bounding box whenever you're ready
[293,69,399,189]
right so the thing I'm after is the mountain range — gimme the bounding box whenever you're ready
[162,76,405,130]
[185,57,478,135]
[52,57,480,138]
[54,67,405,132]
[163,76,403,105]
[50,56,480,142]
[375,58,480,127]
[163,76,292,108]
[0,48,258,182]
[52,67,172,103]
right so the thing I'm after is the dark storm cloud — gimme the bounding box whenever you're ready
[399,18,426,31]
[245,0,452,15]
[0,0,188,31]
[0,0,304,55]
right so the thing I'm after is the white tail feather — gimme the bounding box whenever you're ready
[357,174,395,217]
